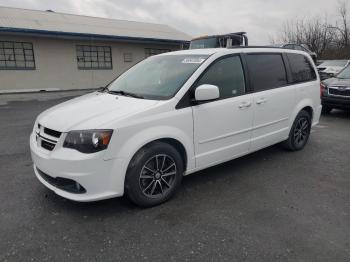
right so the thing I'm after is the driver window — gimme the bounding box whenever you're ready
[196,56,245,99]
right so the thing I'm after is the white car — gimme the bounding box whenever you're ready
[30,47,321,207]
[317,60,350,80]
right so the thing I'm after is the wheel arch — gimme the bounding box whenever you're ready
[111,125,194,176]
[289,100,314,131]
[132,138,188,172]
[301,105,313,120]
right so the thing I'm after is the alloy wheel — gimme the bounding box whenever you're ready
[139,154,177,199]
[293,117,310,146]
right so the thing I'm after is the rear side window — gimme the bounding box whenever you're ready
[196,56,245,99]
[246,54,288,92]
[287,53,317,83]
[294,45,304,51]
[284,44,295,50]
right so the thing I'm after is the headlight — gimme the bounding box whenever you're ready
[63,130,113,153]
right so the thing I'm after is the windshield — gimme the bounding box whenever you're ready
[320,60,348,67]
[108,54,209,100]
[190,37,218,49]
[337,66,350,79]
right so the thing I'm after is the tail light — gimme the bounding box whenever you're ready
[320,82,326,97]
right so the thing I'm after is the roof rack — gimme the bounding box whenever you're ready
[227,45,284,49]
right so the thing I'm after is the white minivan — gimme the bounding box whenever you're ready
[30,47,321,206]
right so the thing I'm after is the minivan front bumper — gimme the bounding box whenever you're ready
[30,132,126,202]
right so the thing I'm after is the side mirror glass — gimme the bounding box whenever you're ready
[194,84,220,102]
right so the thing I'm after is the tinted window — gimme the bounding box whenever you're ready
[287,53,317,83]
[300,46,309,52]
[284,44,295,50]
[246,54,288,92]
[196,56,245,99]
[294,45,304,51]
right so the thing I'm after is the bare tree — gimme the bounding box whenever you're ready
[274,17,336,55]
[272,1,350,58]
[337,0,349,47]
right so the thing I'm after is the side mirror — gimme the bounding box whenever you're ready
[194,84,220,102]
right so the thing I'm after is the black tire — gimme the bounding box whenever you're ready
[125,142,183,207]
[282,110,312,151]
[321,106,332,114]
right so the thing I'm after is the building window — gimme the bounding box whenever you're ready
[76,45,112,70]
[0,41,35,70]
[124,52,133,62]
[145,48,171,58]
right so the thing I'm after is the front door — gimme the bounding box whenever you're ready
[193,55,254,168]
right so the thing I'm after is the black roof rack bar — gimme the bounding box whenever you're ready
[227,45,285,49]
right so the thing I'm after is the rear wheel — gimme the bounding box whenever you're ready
[282,110,311,151]
[125,142,183,207]
[321,105,332,114]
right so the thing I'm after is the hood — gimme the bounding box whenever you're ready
[323,77,350,87]
[37,92,159,132]
[317,65,344,74]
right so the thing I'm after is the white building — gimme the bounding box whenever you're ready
[0,7,190,93]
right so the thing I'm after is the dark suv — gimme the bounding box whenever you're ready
[321,65,350,113]
[271,44,317,62]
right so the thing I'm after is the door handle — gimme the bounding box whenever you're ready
[256,98,267,105]
[238,101,252,109]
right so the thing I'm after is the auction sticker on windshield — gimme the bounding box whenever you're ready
[182,58,206,64]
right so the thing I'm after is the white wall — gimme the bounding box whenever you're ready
[0,35,180,92]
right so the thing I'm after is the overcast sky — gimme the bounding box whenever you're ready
[0,0,343,44]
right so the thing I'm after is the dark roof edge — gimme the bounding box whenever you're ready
[0,27,190,45]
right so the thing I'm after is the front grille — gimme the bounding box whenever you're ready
[329,87,350,97]
[36,167,86,194]
[36,124,61,151]
[44,127,61,138]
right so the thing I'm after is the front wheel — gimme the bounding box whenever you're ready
[125,142,183,207]
[282,110,311,151]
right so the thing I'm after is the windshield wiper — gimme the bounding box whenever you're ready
[108,90,144,99]
[98,86,109,92]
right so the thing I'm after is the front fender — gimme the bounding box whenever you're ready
[117,125,194,170]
